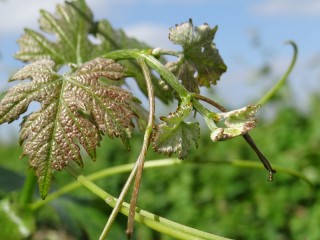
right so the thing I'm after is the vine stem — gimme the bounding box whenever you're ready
[64,166,230,240]
[30,159,184,211]
[98,146,139,238]
[126,58,155,238]
[19,168,37,206]
[29,157,312,211]
[99,58,155,240]
[103,49,215,120]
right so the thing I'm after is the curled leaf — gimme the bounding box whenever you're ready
[0,58,136,198]
[167,19,227,92]
[152,103,200,159]
[208,105,260,141]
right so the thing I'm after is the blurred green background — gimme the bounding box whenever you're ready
[1,94,319,239]
[1,0,320,239]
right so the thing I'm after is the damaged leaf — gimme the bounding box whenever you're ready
[208,105,260,141]
[152,103,199,159]
[167,19,227,93]
[0,58,137,198]
[14,0,171,103]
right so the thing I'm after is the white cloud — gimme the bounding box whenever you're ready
[0,0,115,35]
[251,0,320,16]
[124,23,174,49]
[0,0,64,35]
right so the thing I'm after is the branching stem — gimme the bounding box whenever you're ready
[99,58,155,240]
[104,49,217,120]
[98,152,139,239]
[30,158,312,212]
[126,58,155,238]
[65,167,230,240]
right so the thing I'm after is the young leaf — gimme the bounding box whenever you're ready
[96,19,174,103]
[152,103,200,159]
[167,19,227,92]
[15,0,171,103]
[15,0,97,66]
[0,58,137,198]
[208,105,260,141]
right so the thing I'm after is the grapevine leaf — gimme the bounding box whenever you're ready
[96,20,174,103]
[0,58,136,198]
[15,1,97,66]
[14,0,171,103]
[208,105,260,141]
[167,19,227,92]
[152,103,200,159]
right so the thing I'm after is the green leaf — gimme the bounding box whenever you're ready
[207,105,260,141]
[0,199,35,239]
[15,1,97,66]
[0,58,137,198]
[167,19,227,92]
[0,91,6,101]
[152,103,200,159]
[14,1,172,103]
[96,20,174,103]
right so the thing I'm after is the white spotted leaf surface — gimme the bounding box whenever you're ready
[152,103,200,159]
[0,58,136,198]
[167,19,227,93]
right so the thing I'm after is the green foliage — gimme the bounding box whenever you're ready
[16,1,91,65]
[0,0,260,201]
[167,19,227,92]
[208,105,260,141]
[152,102,200,159]
[0,57,136,199]
[0,0,305,239]
[15,0,170,103]
[1,102,319,239]
[0,199,35,240]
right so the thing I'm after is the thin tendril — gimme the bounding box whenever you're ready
[257,41,298,106]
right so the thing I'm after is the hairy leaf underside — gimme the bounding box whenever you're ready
[0,58,136,198]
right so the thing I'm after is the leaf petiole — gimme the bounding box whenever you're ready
[103,49,217,121]
[19,169,37,206]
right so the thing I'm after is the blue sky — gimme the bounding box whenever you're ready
[1,0,320,141]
